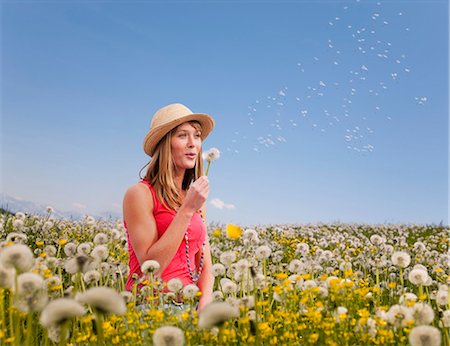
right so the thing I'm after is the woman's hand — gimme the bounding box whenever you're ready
[181,176,209,214]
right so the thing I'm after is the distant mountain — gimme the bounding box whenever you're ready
[0,193,122,221]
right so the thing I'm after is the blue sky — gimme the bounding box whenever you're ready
[1,0,448,226]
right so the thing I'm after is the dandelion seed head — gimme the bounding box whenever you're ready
[76,286,126,315]
[0,244,34,273]
[408,325,441,346]
[198,302,239,329]
[40,298,85,327]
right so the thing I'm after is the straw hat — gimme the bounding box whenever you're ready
[143,103,215,157]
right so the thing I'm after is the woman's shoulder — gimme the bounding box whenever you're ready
[124,181,154,205]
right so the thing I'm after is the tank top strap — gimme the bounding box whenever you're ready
[139,179,159,210]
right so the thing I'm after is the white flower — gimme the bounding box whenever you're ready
[236,259,250,272]
[219,251,236,266]
[40,298,85,327]
[91,245,108,261]
[408,325,441,346]
[202,148,220,162]
[412,303,435,325]
[46,206,54,214]
[441,310,450,328]
[0,266,15,288]
[239,295,255,309]
[198,302,239,329]
[212,263,225,277]
[141,260,160,275]
[76,287,126,315]
[295,242,310,255]
[16,272,44,294]
[211,290,224,302]
[220,278,237,294]
[93,233,109,245]
[167,278,183,293]
[85,216,96,225]
[288,259,304,273]
[435,289,448,306]
[337,306,348,315]
[255,245,272,260]
[152,326,185,346]
[408,268,429,286]
[77,243,92,255]
[243,229,259,243]
[6,232,27,243]
[391,251,411,268]
[386,304,413,327]
[44,245,57,257]
[13,219,24,230]
[370,234,385,245]
[83,270,101,285]
[182,284,199,300]
[0,244,34,273]
[64,255,91,274]
[15,212,26,220]
[63,243,77,257]
[399,292,418,305]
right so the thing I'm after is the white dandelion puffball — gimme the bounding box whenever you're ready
[141,260,160,274]
[83,270,101,285]
[435,289,449,306]
[442,310,450,328]
[0,244,34,273]
[198,302,239,329]
[219,251,236,266]
[386,304,413,327]
[182,284,199,300]
[63,243,77,257]
[220,278,237,295]
[167,278,183,293]
[255,245,272,260]
[391,251,411,268]
[211,263,226,277]
[152,326,185,346]
[408,268,430,286]
[408,325,441,346]
[76,287,126,315]
[0,266,15,289]
[412,302,435,325]
[40,298,85,327]
[46,206,54,213]
[16,272,44,294]
[15,212,26,220]
[91,245,108,261]
[93,233,109,245]
[202,148,220,162]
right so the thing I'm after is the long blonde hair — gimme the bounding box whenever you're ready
[142,121,204,211]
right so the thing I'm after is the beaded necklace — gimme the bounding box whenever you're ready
[184,210,206,283]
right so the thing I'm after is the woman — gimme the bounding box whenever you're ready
[123,103,215,312]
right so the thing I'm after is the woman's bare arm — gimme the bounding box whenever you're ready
[123,177,209,277]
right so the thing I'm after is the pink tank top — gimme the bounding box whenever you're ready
[125,180,206,291]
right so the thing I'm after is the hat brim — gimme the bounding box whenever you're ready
[143,113,215,157]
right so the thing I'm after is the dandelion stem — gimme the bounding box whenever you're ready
[205,161,211,176]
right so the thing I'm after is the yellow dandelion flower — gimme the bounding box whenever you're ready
[35,241,44,246]
[226,224,243,239]
[58,239,68,246]
[308,333,319,343]
[213,228,222,237]
[388,282,396,289]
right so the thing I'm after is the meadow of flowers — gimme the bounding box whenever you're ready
[0,208,448,345]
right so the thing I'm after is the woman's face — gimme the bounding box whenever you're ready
[170,122,202,172]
